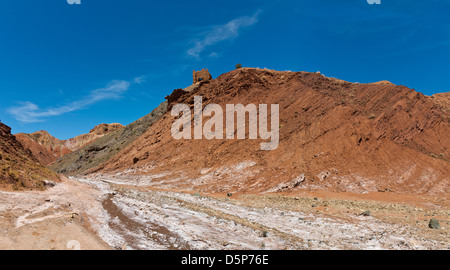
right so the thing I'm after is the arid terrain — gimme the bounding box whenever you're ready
[0,68,448,250]
[15,123,124,166]
[0,123,59,191]
[97,68,449,195]
[0,176,448,250]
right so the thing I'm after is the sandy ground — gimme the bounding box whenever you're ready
[0,177,109,250]
[0,176,448,250]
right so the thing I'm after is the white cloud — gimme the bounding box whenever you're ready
[133,76,146,84]
[8,80,130,123]
[187,10,261,58]
[208,52,221,58]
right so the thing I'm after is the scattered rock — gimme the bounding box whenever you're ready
[361,211,371,217]
[44,180,57,187]
[200,168,211,175]
[318,171,331,181]
[276,174,305,191]
[428,219,440,229]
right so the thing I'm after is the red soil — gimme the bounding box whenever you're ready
[95,68,449,195]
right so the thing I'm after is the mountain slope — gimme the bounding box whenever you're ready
[16,123,124,165]
[94,68,449,195]
[14,133,64,166]
[0,122,59,190]
[430,92,450,112]
[49,102,167,175]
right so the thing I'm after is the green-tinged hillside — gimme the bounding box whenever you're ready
[49,101,167,175]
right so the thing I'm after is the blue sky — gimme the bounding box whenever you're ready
[0,0,449,139]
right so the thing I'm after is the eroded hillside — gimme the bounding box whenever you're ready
[49,102,167,175]
[0,123,59,190]
[94,68,449,195]
[16,123,124,166]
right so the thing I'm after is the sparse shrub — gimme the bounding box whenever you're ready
[235,63,242,69]
[8,170,18,181]
[35,180,45,190]
[133,157,139,164]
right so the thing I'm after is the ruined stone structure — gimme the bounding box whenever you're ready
[193,69,212,84]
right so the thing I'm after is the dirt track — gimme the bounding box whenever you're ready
[0,176,448,250]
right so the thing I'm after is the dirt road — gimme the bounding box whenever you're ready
[0,176,448,250]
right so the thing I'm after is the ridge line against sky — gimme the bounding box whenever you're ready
[0,0,449,139]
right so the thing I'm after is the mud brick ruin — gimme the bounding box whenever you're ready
[193,69,212,84]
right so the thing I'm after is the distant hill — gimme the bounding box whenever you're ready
[15,123,124,165]
[49,102,167,175]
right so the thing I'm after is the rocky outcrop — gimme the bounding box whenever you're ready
[193,69,212,83]
[64,123,124,151]
[90,123,124,136]
[430,92,450,113]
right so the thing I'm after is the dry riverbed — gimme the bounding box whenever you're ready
[0,176,448,250]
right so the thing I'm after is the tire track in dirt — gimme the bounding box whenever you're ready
[102,193,191,250]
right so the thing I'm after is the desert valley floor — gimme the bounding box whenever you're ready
[0,176,448,250]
